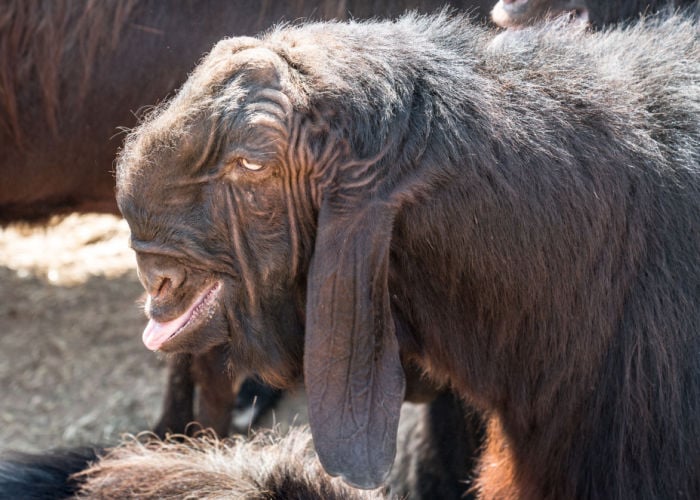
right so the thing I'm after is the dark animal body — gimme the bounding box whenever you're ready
[492,0,698,27]
[111,11,700,498]
[1,0,493,444]
[114,11,700,498]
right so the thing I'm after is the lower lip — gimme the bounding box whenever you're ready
[143,281,222,350]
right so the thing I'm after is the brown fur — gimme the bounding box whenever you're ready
[74,428,385,499]
[0,0,137,145]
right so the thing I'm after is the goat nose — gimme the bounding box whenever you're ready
[136,255,186,298]
[143,269,183,297]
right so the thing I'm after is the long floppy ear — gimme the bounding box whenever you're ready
[305,199,405,489]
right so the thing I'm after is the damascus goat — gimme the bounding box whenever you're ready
[116,11,700,499]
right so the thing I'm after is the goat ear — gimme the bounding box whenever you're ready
[305,200,405,489]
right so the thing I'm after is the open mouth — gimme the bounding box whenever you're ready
[142,281,222,351]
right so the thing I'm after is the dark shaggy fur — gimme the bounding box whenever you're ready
[492,0,698,28]
[116,11,700,499]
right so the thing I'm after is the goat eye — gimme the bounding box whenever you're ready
[239,158,264,171]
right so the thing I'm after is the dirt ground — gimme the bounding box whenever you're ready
[0,214,307,454]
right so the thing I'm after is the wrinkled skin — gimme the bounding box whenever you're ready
[117,13,700,498]
[119,42,311,386]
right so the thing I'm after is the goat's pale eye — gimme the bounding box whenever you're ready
[240,159,264,171]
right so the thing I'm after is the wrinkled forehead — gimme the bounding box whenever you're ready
[116,40,292,202]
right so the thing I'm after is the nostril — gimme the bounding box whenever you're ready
[135,253,187,299]
[152,269,185,298]
[169,266,186,290]
[151,267,186,298]
[155,276,172,298]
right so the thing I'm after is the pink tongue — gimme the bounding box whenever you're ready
[142,312,190,351]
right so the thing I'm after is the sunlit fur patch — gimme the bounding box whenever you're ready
[74,428,385,499]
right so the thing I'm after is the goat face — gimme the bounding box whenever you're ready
[116,35,405,489]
